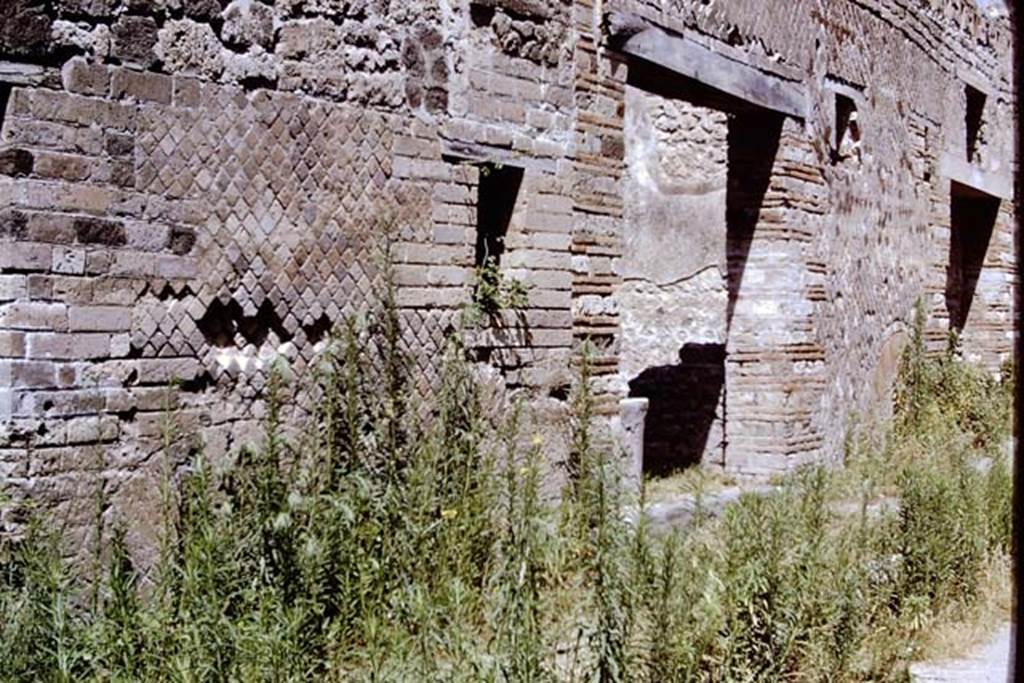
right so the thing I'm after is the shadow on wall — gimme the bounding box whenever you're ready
[629,342,726,474]
[726,111,784,331]
[946,181,1000,334]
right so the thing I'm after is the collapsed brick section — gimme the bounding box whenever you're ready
[0,0,1016,549]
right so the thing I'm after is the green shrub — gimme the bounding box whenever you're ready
[0,293,1013,682]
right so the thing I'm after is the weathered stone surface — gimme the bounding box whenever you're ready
[0,0,53,59]
[0,210,29,239]
[0,149,35,177]
[157,19,225,79]
[61,57,110,96]
[221,0,275,49]
[111,15,159,68]
[0,0,1015,555]
[73,217,126,246]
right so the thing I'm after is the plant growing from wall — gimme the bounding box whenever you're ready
[468,257,529,322]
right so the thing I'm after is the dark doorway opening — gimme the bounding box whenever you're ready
[946,182,1000,334]
[622,57,783,474]
[628,343,726,475]
[475,163,524,267]
[726,111,783,332]
[0,82,11,128]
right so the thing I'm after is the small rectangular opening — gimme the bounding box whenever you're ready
[965,84,986,163]
[475,163,524,267]
[946,181,999,333]
[0,82,11,130]
[832,92,859,163]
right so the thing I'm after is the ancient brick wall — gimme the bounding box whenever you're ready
[594,0,1014,473]
[0,0,1016,542]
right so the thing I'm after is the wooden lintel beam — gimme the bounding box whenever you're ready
[611,14,807,119]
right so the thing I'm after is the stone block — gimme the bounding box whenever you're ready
[33,152,92,182]
[104,132,134,158]
[61,57,110,96]
[0,276,28,302]
[0,331,26,357]
[0,243,53,271]
[124,221,170,251]
[111,68,171,105]
[68,305,130,332]
[1,360,58,389]
[0,302,67,330]
[0,209,29,239]
[48,276,94,304]
[26,332,110,359]
[27,212,77,244]
[51,246,86,275]
[172,76,202,107]
[221,0,275,49]
[168,226,196,255]
[74,216,126,246]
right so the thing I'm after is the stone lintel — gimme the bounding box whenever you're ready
[939,151,1013,200]
[611,17,807,119]
[441,140,557,174]
[956,66,995,98]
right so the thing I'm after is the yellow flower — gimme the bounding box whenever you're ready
[531,434,544,446]
[441,508,458,520]
[519,466,530,476]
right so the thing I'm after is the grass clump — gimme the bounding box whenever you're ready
[0,292,1013,682]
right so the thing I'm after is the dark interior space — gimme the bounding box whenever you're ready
[475,162,523,267]
[0,82,10,127]
[831,92,859,164]
[628,343,726,474]
[946,182,1000,334]
[198,298,292,348]
[624,57,783,474]
[965,84,986,163]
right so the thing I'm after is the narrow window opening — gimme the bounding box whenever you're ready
[946,182,999,334]
[832,92,860,164]
[0,82,10,129]
[0,81,11,136]
[965,84,986,163]
[475,163,524,267]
